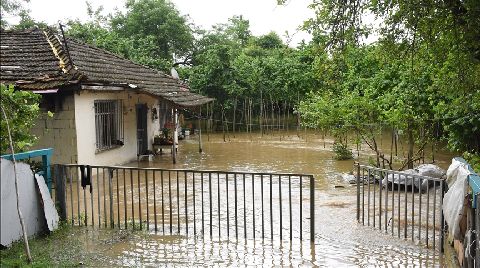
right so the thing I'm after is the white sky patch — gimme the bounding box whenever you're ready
[6,0,315,47]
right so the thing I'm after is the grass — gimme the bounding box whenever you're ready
[0,223,99,267]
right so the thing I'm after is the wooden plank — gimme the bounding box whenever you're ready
[35,173,59,232]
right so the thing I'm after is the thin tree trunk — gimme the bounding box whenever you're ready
[356,131,360,157]
[260,91,263,136]
[277,101,281,139]
[249,98,253,140]
[1,106,32,263]
[395,129,398,156]
[373,137,380,168]
[287,102,290,134]
[244,98,248,133]
[270,95,274,134]
[222,106,226,142]
[323,130,326,148]
[407,122,414,169]
[390,127,394,167]
[207,102,211,141]
[233,96,237,137]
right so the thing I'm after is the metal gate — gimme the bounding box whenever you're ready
[355,163,446,252]
[53,164,315,241]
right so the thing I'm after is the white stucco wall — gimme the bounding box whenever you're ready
[31,93,78,164]
[74,90,162,165]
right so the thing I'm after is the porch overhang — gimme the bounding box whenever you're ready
[80,83,214,109]
[138,88,214,109]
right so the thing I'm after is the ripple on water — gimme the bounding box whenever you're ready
[107,133,451,266]
[102,232,442,267]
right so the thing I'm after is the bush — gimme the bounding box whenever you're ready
[463,151,480,174]
[333,142,353,160]
[0,84,40,154]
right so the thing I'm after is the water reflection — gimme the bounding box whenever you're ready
[80,132,452,266]
[82,228,442,267]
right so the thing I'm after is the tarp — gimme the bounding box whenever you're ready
[0,159,58,247]
[443,158,471,240]
[382,164,445,190]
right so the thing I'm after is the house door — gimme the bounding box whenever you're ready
[136,104,148,155]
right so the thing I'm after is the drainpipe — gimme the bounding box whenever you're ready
[172,108,178,164]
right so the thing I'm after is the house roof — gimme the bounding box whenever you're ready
[0,28,213,108]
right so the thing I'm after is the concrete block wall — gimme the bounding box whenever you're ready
[31,93,78,164]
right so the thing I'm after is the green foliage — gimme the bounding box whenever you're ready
[463,152,480,174]
[0,84,40,154]
[332,142,353,160]
[10,10,48,30]
[299,0,480,157]
[66,0,193,71]
[0,0,29,28]
[111,0,194,62]
[186,16,316,120]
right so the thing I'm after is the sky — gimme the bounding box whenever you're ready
[6,0,315,46]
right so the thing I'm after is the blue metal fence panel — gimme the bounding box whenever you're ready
[453,157,480,208]
[1,148,53,193]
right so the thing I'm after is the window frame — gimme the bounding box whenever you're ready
[94,99,124,152]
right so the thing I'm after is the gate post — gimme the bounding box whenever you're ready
[440,179,446,253]
[108,168,114,228]
[475,193,479,266]
[356,162,360,222]
[54,164,67,221]
[310,175,315,242]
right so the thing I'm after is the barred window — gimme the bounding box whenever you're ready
[94,100,124,151]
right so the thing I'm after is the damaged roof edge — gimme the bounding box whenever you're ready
[1,28,213,108]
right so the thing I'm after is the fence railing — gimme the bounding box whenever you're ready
[468,193,480,267]
[462,157,480,267]
[355,163,446,252]
[1,148,53,192]
[53,164,315,241]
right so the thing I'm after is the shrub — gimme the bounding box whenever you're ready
[0,84,41,154]
[332,142,353,160]
[463,151,480,174]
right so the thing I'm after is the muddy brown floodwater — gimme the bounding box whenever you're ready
[78,131,456,267]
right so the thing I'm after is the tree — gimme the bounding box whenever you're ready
[296,0,480,167]
[0,0,29,28]
[0,84,40,154]
[110,0,194,69]
[66,0,194,71]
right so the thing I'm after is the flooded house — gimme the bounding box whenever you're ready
[0,28,212,165]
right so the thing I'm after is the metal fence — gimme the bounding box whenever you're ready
[54,164,315,241]
[355,163,446,252]
[476,193,479,267]
[465,192,479,267]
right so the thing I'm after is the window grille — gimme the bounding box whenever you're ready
[94,100,124,151]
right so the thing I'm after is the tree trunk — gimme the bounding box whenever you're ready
[260,91,263,136]
[390,127,394,167]
[373,136,380,167]
[407,122,414,169]
[270,95,274,134]
[233,96,237,137]
[287,102,290,134]
[222,106,226,142]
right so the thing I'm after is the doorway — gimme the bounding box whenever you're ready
[136,103,148,156]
